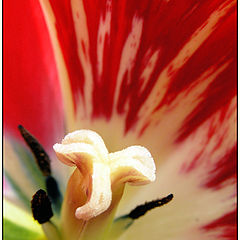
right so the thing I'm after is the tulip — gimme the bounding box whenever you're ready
[3,0,236,240]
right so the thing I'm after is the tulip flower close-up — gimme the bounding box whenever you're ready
[3,0,237,240]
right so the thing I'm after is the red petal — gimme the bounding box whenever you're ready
[203,211,237,239]
[3,0,64,148]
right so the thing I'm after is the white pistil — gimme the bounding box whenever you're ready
[75,163,112,220]
[53,130,156,221]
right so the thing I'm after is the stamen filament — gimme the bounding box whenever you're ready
[107,194,174,240]
[42,221,62,240]
[46,176,63,215]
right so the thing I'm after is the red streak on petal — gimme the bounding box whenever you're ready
[4,0,64,148]
[176,10,237,141]
[84,0,133,119]
[203,146,237,189]
[180,101,236,189]
[48,0,85,110]
[34,0,236,137]
[203,210,237,239]
[118,0,236,133]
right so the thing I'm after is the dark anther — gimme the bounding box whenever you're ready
[128,194,173,219]
[18,125,51,176]
[31,189,53,224]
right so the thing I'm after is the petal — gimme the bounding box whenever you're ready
[4,0,65,149]
[39,0,236,138]
[41,4,235,239]
[118,101,236,240]
[4,0,68,202]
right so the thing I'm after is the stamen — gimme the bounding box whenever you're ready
[128,194,174,219]
[18,125,63,214]
[46,176,62,200]
[46,176,63,214]
[31,189,53,224]
[18,125,51,176]
[31,190,61,240]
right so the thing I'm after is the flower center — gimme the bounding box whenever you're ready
[53,130,156,222]
[19,126,173,240]
[53,129,156,239]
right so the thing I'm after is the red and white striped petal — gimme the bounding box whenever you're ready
[37,0,236,163]
[38,0,235,238]
[38,0,235,130]
[117,99,236,239]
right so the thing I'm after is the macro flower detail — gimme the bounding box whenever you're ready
[4,0,236,239]
[53,129,156,221]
